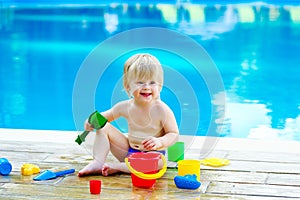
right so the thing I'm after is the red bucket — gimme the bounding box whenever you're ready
[127,152,160,188]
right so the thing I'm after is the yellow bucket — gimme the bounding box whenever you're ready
[177,160,201,181]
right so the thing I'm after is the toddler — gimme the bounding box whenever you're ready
[78,53,179,176]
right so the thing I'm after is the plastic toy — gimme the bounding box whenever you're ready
[167,141,184,162]
[201,158,230,167]
[177,160,201,181]
[174,174,201,190]
[75,111,108,145]
[125,152,167,188]
[0,158,12,176]
[21,163,40,176]
[33,168,75,181]
[90,180,102,194]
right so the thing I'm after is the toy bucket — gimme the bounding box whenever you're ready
[125,152,167,188]
[178,160,201,181]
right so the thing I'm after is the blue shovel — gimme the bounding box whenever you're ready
[33,168,75,181]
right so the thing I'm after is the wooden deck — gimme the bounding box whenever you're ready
[1,129,300,199]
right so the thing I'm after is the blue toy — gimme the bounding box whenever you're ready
[174,174,201,190]
[0,158,12,176]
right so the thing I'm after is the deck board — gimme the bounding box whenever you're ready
[227,151,300,163]
[207,182,300,198]
[1,130,300,199]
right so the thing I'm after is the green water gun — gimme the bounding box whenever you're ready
[75,111,108,145]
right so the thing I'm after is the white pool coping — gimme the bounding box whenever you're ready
[0,128,300,154]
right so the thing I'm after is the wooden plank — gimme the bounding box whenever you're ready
[206,182,300,198]
[201,170,267,184]
[0,177,203,199]
[1,181,298,200]
[1,182,96,199]
[202,170,300,187]
[267,173,300,186]
[0,140,66,152]
[0,151,50,165]
[2,137,300,199]
[184,149,228,160]
[0,140,86,154]
[201,160,300,174]
[201,194,298,200]
[227,151,300,163]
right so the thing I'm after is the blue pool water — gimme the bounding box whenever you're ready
[1,1,300,141]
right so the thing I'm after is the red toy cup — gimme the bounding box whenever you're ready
[89,180,101,194]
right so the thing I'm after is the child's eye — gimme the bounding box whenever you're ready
[150,81,156,85]
[136,81,144,85]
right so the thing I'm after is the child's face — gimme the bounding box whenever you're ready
[129,79,161,104]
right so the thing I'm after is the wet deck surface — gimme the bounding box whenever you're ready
[1,129,300,199]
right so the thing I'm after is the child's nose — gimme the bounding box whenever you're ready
[142,83,152,89]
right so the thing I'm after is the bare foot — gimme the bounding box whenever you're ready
[78,161,103,177]
[101,163,121,176]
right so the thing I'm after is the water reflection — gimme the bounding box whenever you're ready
[175,4,238,40]
[0,30,28,128]
[208,4,300,140]
[0,2,299,140]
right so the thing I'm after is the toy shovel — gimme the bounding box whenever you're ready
[75,111,108,145]
[33,168,75,181]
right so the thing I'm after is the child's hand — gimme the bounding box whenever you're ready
[84,119,94,131]
[142,137,163,151]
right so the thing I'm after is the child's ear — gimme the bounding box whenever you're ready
[158,84,163,92]
[123,83,129,92]
[124,85,131,97]
[126,86,131,94]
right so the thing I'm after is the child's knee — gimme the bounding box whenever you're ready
[158,159,164,169]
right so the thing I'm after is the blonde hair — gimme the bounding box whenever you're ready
[123,53,163,95]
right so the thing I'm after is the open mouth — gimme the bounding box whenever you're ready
[140,93,152,97]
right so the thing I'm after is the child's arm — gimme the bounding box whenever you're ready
[142,132,178,151]
[100,100,127,122]
[160,104,180,148]
[143,104,179,150]
[83,100,126,130]
[158,132,179,148]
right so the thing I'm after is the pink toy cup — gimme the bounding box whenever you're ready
[89,180,101,194]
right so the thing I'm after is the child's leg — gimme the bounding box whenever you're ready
[78,123,129,177]
[77,132,108,176]
[100,123,132,176]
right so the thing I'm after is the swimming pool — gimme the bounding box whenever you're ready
[1,1,300,141]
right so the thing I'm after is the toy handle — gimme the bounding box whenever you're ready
[54,169,75,177]
[75,131,90,145]
[75,111,108,145]
[125,154,167,180]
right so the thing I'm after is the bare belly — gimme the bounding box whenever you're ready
[128,131,163,151]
